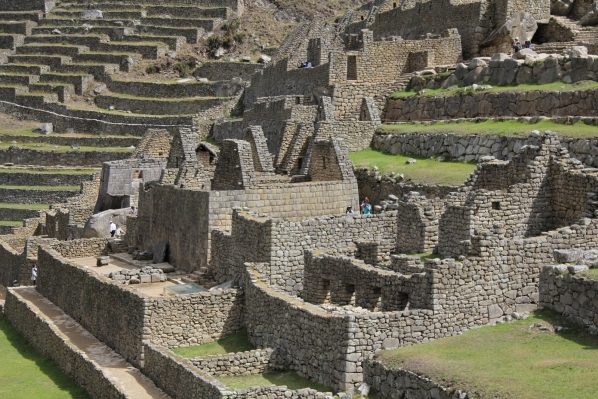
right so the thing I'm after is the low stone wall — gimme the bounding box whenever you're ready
[4,289,128,399]
[0,134,139,147]
[540,265,598,332]
[0,207,41,221]
[95,95,227,116]
[0,187,79,204]
[364,359,469,399]
[0,148,131,166]
[195,62,262,81]
[49,237,112,258]
[37,246,145,366]
[0,240,26,288]
[372,130,598,167]
[0,171,94,186]
[211,119,245,143]
[383,89,598,121]
[145,288,244,348]
[190,348,274,376]
[107,80,230,98]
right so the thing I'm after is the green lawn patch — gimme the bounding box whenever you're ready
[217,371,333,392]
[376,309,598,399]
[578,268,598,279]
[0,168,98,175]
[378,119,598,139]
[0,185,80,191]
[0,203,49,210]
[389,80,598,99]
[349,148,476,186]
[171,329,255,358]
[0,220,22,226]
[0,315,89,399]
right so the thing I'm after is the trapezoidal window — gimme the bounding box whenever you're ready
[492,201,501,210]
[347,56,357,81]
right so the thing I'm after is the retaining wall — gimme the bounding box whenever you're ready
[190,348,274,376]
[0,148,131,166]
[0,171,94,186]
[0,187,79,204]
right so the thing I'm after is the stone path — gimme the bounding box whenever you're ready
[15,288,170,399]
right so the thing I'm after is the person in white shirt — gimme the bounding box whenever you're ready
[31,264,37,286]
[109,221,117,237]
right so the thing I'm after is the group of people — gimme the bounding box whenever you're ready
[345,197,373,215]
[512,37,533,53]
[298,61,313,68]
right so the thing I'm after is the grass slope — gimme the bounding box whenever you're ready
[218,371,332,392]
[172,329,255,358]
[349,148,476,186]
[0,203,50,210]
[0,220,22,226]
[378,119,598,139]
[376,309,598,399]
[0,315,89,399]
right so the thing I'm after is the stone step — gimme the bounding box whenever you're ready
[141,17,218,30]
[0,73,40,85]
[5,288,172,399]
[24,34,110,46]
[15,92,59,107]
[29,82,75,102]
[122,34,186,51]
[39,72,94,95]
[64,0,239,9]
[0,21,35,35]
[93,42,168,59]
[0,63,50,74]
[8,54,72,67]
[0,11,44,22]
[16,44,91,57]
[137,25,202,44]
[74,52,142,72]
[0,33,25,50]
[95,93,228,115]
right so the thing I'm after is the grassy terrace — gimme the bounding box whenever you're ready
[0,142,131,152]
[0,185,80,191]
[378,119,598,139]
[376,309,598,399]
[218,371,332,392]
[172,329,255,358]
[0,220,22,226]
[0,315,89,399]
[390,80,598,99]
[349,148,476,186]
[0,203,50,210]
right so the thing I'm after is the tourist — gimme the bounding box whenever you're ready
[512,37,522,53]
[346,206,354,214]
[109,220,117,237]
[524,40,532,49]
[361,197,372,215]
[12,280,19,287]
[305,61,312,68]
[130,206,137,215]
[31,264,37,286]
[299,62,306,68]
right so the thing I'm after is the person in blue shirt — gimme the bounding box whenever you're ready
[361,197,372,214]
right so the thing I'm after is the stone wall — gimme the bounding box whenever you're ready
[383,89,598,121]
[4,289,129,399]
[0,187,79,204]
[0,240,26,288]
[194,62,262,81]
[0,170,94,186]
[396,192,444,254]
[540,264,598,332]
[0,207,41,222]
[314,120,378,151]
[49,237,112,258]
[372,128,598,167]
[190,348,274,376]
[37,246,146,366]
[145,288,244,348]
[0,147,131,166]
[364,359,469,399]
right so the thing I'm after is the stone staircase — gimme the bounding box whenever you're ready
[535,16,598,54]
[0,0,243,126]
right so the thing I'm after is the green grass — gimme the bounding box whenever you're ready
[0,168,98,174]
[390,80,598,99]
[217,371,333,392]
[0,315,90,399]
[0,185,80,191]
[378,119,598,139]
[172,329,255,358]
[0,203,49,210]
[0,220,22,226]
[376,309,598,399]
[0,142,131,153]
[349,148,476,186]
[578,268,598,279]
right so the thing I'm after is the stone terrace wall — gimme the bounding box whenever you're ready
[145,288,244,348]
[37,246,146,366]
[5,289,129,399]
[190,348,274,376]
[364,359,469,399]
[540,266,598,332]
[0,171,94,186]
[194,62,262,81]
[314,120,378,152]
[0,148,131,166]
[0,240,26,288]
[383,89,598,121]
[372,129,598,167]
[49,237,112,258]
